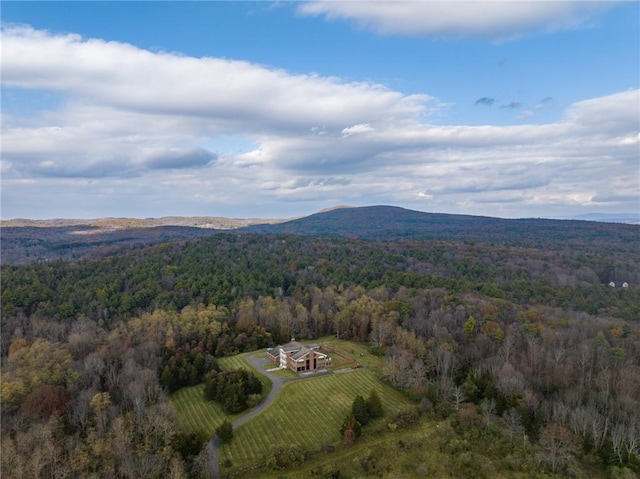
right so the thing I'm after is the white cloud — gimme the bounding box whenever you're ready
[1,25,638,219]
[1,25,428,134]
[299,1,615,40]
[341,123,374,137]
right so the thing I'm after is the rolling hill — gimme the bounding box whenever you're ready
[244,205,639,247]
[2,205,638,264]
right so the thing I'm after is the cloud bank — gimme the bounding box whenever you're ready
[1,25,638,219]
[298,1,614,40]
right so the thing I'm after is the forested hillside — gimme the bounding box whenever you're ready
[3,206,638,265]
[1,226,639,477]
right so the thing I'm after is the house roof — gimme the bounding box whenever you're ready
[266,347,282,357]
[274,340,328,362]
[291,349,311,361]
[281,341,304,352]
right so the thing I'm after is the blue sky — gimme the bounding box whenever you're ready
[1,1,638,220]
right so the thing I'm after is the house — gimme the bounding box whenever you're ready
[266,340,331,373]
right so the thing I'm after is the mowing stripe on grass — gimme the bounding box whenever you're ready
[220,369,413,469]
[170,350,276,436]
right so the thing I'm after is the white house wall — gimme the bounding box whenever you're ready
[279,349,288,368]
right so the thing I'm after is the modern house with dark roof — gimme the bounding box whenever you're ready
[266,340,330,373]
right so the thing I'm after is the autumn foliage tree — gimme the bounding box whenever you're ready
[340,413,361,447]
[20,384,70,421]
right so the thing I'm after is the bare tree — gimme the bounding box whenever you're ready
[503,408,524,446]
[611,421,627,464]
[497,362,525,398]
[587,405,608,452]
[538,422,577,473]
[623,418,639,463]
[451,385,465,411]
[67,388,94,435]
[568,406,590,439]
[432,346,456,380]
[479,398,496,430]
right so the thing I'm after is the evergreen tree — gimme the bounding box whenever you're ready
[367,389,383,419]
[352,395,370,426]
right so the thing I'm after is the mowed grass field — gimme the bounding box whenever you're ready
[170,351,270,435]
[171,339,381,435]
[171,383,233,435]
[220,368,413,470]
[319,337,386,370]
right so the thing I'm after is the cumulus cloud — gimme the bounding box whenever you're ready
[565,89,639,135]
[1,25,428,135]
[341,123,374,137]
[1,25,638,219]
[298,1,614,40]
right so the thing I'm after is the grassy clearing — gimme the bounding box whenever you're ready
[250,421,442,479]
[170,351,271,435]
[220,368,413,472]
[239,419,549,479]
[170,384,237,435]
[319,337,387,371]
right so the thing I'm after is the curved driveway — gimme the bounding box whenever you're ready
[233,354,300,428]
[208,353,308,478]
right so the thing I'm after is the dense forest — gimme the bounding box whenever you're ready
[1,219,639,477]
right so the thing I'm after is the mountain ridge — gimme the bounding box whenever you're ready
[243,205,639,244]
[2,205,638,265]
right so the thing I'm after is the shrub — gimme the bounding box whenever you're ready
[264,445,306,470]
[173,431,208,459]
[394,407,420,429]
[216,419,233,444]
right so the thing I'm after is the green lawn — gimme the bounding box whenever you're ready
[170,383,235,435]
[220,368,413,471]
[170,351,271,434]
[318,337,386,371]
[171,341,412,472]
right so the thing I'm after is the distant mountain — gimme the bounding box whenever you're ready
[571,213,640,224]
[0,215,292,230]
[2,206,638,265]
[244,205,640,246]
